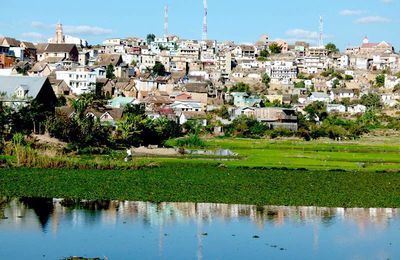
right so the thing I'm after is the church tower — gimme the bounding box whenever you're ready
[54,23,65,44]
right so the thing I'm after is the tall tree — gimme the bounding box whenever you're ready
[269,43,282,54]
[262,73,271,89]
[325,43,339,53]
[106,64,115,79]
[152,62,166,76]
[146,34,156,44]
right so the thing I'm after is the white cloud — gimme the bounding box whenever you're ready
[31,21,53,29]
[21,32,46,39]
[355,16,390,24]
[64,25,112,35]
[286,29,319,40]
[31,21,112,36]
[339,9,365,16]
[381,0,393,4]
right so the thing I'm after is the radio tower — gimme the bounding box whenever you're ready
[319,16,324,47]
[202,0,208,41]
[164,3,169,37]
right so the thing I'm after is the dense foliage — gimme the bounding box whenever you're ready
[1,166,400,208]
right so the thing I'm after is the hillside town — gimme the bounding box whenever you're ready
[0,19,399,146]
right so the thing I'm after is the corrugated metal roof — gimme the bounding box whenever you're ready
[0,75,47,99]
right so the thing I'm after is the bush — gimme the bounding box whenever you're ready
[174,134,206,148]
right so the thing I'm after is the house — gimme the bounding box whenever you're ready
[309,92,330,103]
[0,53,15,68]
[115,80,137,97]
[37,43,79,63]
[57,105,124,126]
[140,92,172,111]
[347,104,367,115]
[233,45,256,58]
[49,78,71,96]
[28,62,52,77]
[170,100,203,112]
[359,37,394,55]
[178,111,207,126]
[230,92,263,107]
[182,82,209,106]
[0,75,57,111]
[56,67,99,95]
[107,96,136,108]
[95,54,123,67]
[231,107,298,131]
[330,89,357,101]
[327,104,347,113]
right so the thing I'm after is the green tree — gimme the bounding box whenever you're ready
[269,43,282,54]
[332,79,340,88]
[304,101,328,122]
[345,75,354,81]
[262,73,271,88]
[393,83,400,93]
[217,105,230,120]
[152,62,166,76]
[259,49,269,58]
[361,93,382,109]
[375,74,385,87]
[325,43,339,53]
[106,64,115,79]
[146,34,156,44]
[230,82,251,94]
[294,81,305,88]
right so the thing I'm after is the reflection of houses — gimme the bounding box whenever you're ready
[2,199,399,237]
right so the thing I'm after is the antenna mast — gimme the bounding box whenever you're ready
[164,3,169,37]
[319,16,324,47]
[202,0,208,41]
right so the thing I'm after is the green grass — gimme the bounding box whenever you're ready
[134,137,400,172]
[1,136,400,208]
[1,165,400,208]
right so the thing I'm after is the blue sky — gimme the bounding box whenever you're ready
[0,0,399,50]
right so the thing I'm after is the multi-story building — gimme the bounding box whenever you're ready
[56,67,101,95]
[265,61,298,84]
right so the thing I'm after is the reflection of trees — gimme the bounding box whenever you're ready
[1,198,398,233]
[60,199,113,211]
[19,198,54,230]
[0,197,11,219]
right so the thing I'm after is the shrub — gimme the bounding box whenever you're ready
[175,134,206,148]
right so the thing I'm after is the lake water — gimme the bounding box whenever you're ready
[0,198,399,260]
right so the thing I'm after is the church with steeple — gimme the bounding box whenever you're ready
[47,22,87,47]
[54,23,65,44]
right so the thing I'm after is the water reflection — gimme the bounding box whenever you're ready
[0,198,399,259]
[0,198,397,233]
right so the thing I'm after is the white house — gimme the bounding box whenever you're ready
[265,61,297,84]
[309,92,330,103]
[347,104,367,115]
[56,67,99,95]
[327,104,346,113]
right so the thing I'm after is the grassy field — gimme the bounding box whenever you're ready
[1,165,400,208]
[135,136,400,172]
[1,136,399,208]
